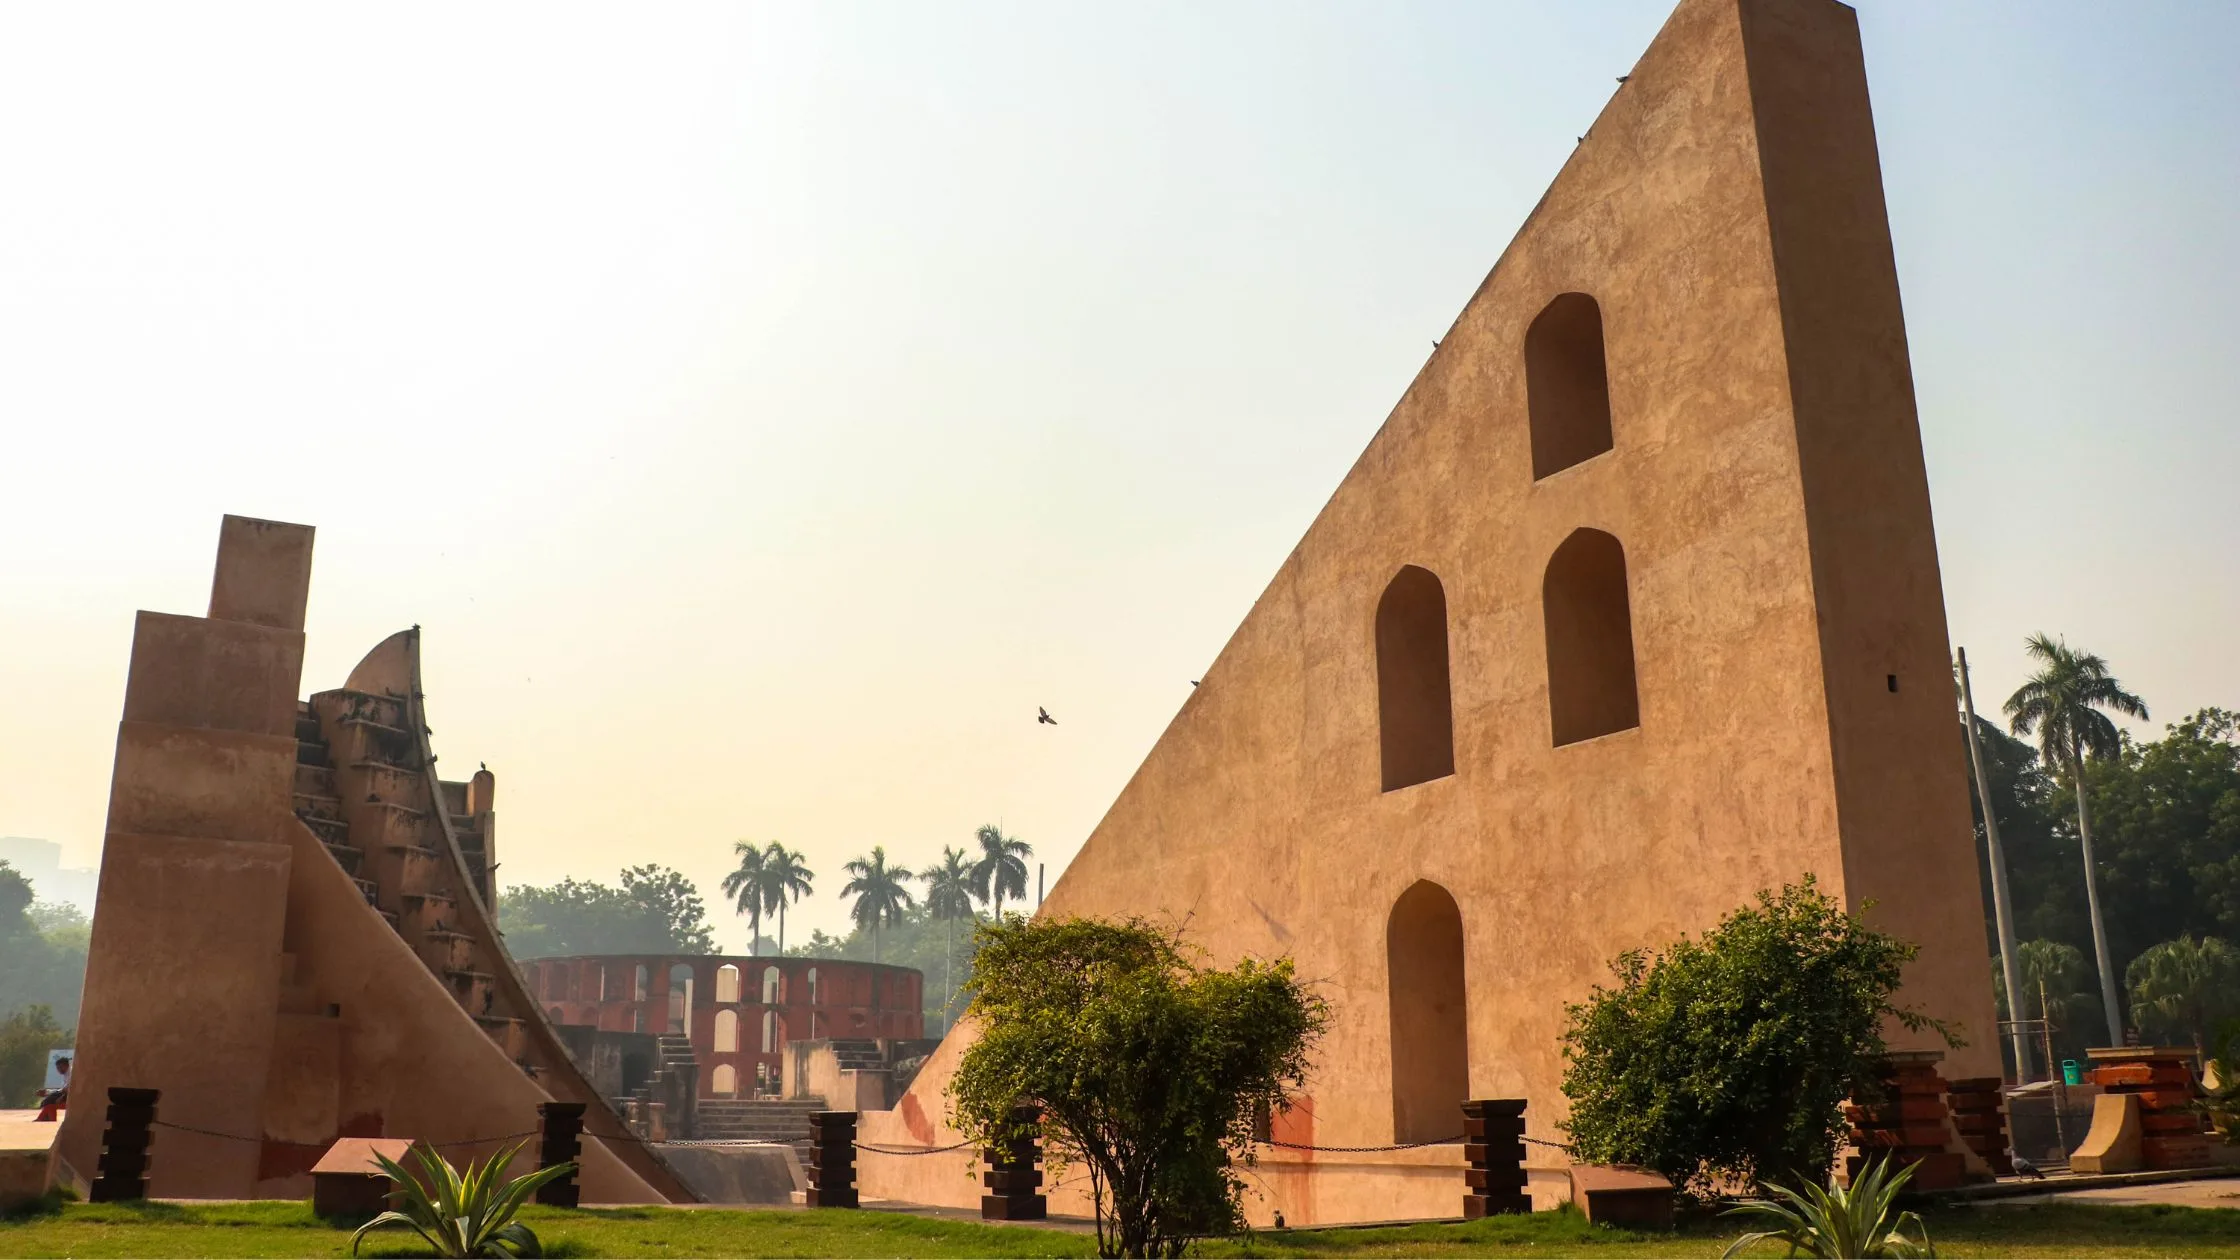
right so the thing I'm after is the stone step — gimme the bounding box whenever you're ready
[294,793,343,822]
[300,815,349,844]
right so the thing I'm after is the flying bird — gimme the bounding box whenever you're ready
[1037,707,1057,725]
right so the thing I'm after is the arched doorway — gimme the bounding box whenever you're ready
[1387,880,1469,1143]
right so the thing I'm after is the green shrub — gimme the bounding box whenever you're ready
[1559,877,1957,1195]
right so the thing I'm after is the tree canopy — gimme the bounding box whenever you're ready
[949,915,1327,1258]
[0,860,89,1028]
[1964,707,2240,1049]
[498,864,717,958]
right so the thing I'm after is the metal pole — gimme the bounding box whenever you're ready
[2042,979,2068,1157]
[1961,647,2033,1082]
[1037,863,1044,910]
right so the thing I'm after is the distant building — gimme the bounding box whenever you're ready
[0,837,97,914]
[525,954,922,1098]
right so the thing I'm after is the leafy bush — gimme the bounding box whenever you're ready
[1722,1154,1934,1258]
[948,916,1327,1259]
[351,1140,574,1258]
[1559,878,1956,1194]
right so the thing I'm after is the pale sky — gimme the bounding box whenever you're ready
[2,2,2233,952]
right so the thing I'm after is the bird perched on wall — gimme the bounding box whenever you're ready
[1037,707,1057,725]
[479,761,487,772]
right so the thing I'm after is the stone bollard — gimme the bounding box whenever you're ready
[1461,1099,1529,1218]
[92,1087,160,1203]
[536,1102,587,1207]
[980,1104,1048,1221]
[806,1111,859,1208]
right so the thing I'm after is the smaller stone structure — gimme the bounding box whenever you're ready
[310,1138,417,1218]
[1566,1166,1674,1231]
[2086,1048,2210,1169]
[527,955,922,1100]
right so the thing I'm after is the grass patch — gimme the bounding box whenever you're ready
[7,1198,2240,1258]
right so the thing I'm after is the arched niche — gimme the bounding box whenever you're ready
[711,1063,737,1098]
[714,1008,740,1053]
[1387,879,1470,1144]
[1543,528,1641,746]
[1526,293,1615,479]
[715,963,741,1004]
[1376,565,1456,792]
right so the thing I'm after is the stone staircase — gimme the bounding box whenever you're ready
[288,694,522,1062]
[829,1038,884,1071]
[695,1098,829,1161]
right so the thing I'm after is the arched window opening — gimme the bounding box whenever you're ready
[547,1007,564,1025]
[1525,293,1615,479]
[715,964,740,1004]
[668,964,694,1033]
[714,1008,740,1053]
[1376,565,1456,792]
[598,967,610,1001]
[711,1064,737,1098]
[1387,880,1470,1144]
[762,965,782,1004]
[1542,528,1640,746]
[632,1008,646,1034]
[633,965,649,1001]
[805,968,819,1005]
[761,1010,778,1054]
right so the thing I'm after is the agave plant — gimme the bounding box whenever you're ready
[351,1139,575,1258]
[1721,1155,1934,1258]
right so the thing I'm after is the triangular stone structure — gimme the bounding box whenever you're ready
[859,0,1999,1223]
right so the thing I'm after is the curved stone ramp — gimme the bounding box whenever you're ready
[294,628,694,1202]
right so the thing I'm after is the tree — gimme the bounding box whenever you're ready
[1994,939,2100,1078]
[841,847,914,966]
[719,841,770,955]
[0,1005,72,1109]
[498,866,716,958]
[1559,878,1956,1195]
[2084,710,2240,963]
[0,861,89,1027]
[970,824,1032,922]
[2127,936,2240,1056]
[2006,633,2150,1045]
[616,865,718,955]
[949,916,1328,1258]
[922,847,978,1022]
[758,843,815,956]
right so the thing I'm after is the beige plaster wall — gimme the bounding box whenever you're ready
[861,0,1997,1221]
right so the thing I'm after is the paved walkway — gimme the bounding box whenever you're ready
[1983,1176,2240,1210]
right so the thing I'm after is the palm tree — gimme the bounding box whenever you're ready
[719,840,770,956]
[2127,936,2240,1057]
[2006,634,2148,1046]
[922,847,978,1024]
[2002,939,2100,1079]
[970,824,1032,922]
[842,846,915,966]
[756,843,815,955]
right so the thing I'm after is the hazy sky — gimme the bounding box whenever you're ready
[2,2,2232,951]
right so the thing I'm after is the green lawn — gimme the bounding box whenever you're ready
[4,1198,2240,1258]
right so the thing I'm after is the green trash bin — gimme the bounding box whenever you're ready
[2061,1059,2082,1086]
